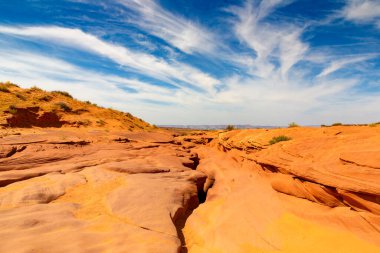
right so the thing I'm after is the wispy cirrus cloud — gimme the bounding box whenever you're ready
[227,0,308,79]
[0,25,219,92]
[116,0,217,55]
[317,55,375,78]
[0,0,379,125]
[342,0,380,24]
[209,0,378,125]
[0,47,196,110]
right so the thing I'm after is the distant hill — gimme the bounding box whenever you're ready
[0,81,152,130]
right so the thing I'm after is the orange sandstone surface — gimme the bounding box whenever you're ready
[0,126,379,253]
[0,128,206,253]
[184,126,380,253]
[1,84,380,253]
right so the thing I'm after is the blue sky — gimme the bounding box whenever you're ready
[0,0,379,125]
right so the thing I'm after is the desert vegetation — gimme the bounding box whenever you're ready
[269,135,292,145]
[226,125,235,131]
[52,90,73,98]
[368,122,380,127]
[288,122,299,128]
[0,85,10,93]
[0,81,152,130]
[55,102,72,112]
[8,105,17,114]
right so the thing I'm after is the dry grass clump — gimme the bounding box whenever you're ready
[55,102,72,112]
[226,125,235,131]
[8,105,17,114]
[96,119,106,127]
[288,122,299,128]
[368,122,380,127]
[52,90,73,99]
[0,81,18,92]
[269,135,292,145]
[39,95,53,102]
[0,85,10,93]
[28,86,43,92]
[15,93,26,101]
[85,101,98,107]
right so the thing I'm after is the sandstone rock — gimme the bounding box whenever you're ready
[184,126,380,253]
[0,128,206,253]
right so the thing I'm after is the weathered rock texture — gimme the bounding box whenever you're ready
[1,125,380,253]
[0,128,206,253]
[184,126,380,253]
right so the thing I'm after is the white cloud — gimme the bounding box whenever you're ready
[216,74,356,105]
[117,0,216,55]
[206,74,366,125]
[317,55,374,78]
[0,47,235,125]
[342,0,380,25]
[0,25,219,93]
[228,0,308,78]
[0,0,379,125]
[0,46,376,126]
[0,48,192,108]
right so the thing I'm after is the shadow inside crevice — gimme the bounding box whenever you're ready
[175,207,194,253]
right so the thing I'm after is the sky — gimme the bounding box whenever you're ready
[0,0,379,125]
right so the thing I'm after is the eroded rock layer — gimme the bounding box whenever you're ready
[184,126,380,253]
[1,126,380,253]
[0,129,206,253]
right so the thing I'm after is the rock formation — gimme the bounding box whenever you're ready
[0,82,151,130]
[184,126,380,253]
[1,83,380,252]
[0,129,206,253]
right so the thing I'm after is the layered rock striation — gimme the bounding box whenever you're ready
[184,126,380,253]
[0,129,207,253]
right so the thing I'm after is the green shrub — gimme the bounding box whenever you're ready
[226,125,235,131]
[288,122,299,128]
[368,122,380,127]
[52,90,73,99]
[331,122,342,126]
[76,119,92,127]
[85,100,98,107]
[8,105,17,114]
[39,95,53,102]
[55,102,72,112]
[29,86,42,92]
[0,85,10,93]
[16,93,26,100]
[269,135,292,145]
[72,108,89,115]
[3,81,19,87]
[96,119,106,126]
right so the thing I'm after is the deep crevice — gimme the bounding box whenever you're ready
[176,176,210,253]
[175,153,213,253]
[189,156,200,170]
[182,154,200,170]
